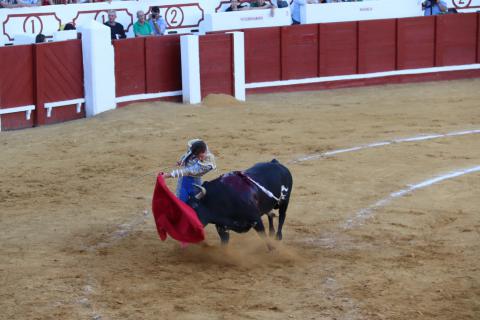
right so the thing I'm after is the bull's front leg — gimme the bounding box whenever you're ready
[267,211,276,237]
[215,225,230,245]
[253,217,275,251]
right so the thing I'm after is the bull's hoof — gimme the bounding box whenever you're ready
[275,233,283,241]
[266,242,276,252]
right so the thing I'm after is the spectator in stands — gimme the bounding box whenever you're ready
[149,6,166,36]
[63,23,76,30]
[0,0,17,8]
[134,10,152,37]
[104,10,126,40]
[422,0,447,16]
[35,33,46,43]
[0,0,40,7]
[17,0,40,6]
[42,0,71,5]
[225,0,248,11]
[276,0,289,8]
[249,0,273,9]
[291,0,318,24]
[249,0,277,17]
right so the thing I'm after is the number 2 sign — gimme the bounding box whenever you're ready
[165,7,185,28]
[157,4,204,29]
[452,0,474,8]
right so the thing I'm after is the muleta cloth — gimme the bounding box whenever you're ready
[151,174,205,243]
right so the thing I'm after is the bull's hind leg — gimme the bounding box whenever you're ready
[267,211,276,237]
[215,225,230,245]
[276,202,289,241]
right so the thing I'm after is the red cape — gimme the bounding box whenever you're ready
[151,174,205,243]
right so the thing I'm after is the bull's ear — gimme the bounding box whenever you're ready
[193,184,207,199]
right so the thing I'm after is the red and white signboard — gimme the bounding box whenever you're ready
[201,7,292,33]
[1,0,469,45]
[0,0,212,44]
[448,0,480,10]
[301,0,423,24]
[2,12,61,41]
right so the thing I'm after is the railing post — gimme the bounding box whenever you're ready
[79,20,116,117]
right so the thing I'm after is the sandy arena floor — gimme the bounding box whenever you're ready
[1,79,479,320]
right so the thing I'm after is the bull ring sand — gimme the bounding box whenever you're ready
[1,78,479,320]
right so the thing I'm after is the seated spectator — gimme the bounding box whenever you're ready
[292,0,318,24]
[104,10,126,40]
[16,0,40,6]
[133,10,152,37]
[422,0,447,16]
[0,0,40,7]
[0,0,18,8]
[63,23,76,31]
[225,0,248,11]
[249,0,273,9]
[276,0,289,8]
[249,0,277,17]
[35,33,46,43]
[149,6,166,36]
[42,0,62,5]
[291,0,318,24]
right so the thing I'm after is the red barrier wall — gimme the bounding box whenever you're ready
[0,44,35,130]
[199,33,234,98]
[436,13,478,66]
[318,21,358,77]
[2,14,480,131]
[145,35,182,93]
[397,16,435,70]
[244,27,282,83]
[35,39,84,125]
[114,38,146,98]
[358,19,397,74]
[281,24,319,80]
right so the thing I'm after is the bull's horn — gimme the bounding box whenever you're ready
[193,184,207,199]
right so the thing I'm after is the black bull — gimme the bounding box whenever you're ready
[187,159,293,244]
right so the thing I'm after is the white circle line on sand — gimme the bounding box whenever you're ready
[291,129,480,163]
[344,165,480,229]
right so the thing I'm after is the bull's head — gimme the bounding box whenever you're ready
[187,184,210,226]
[193,184,207,199]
